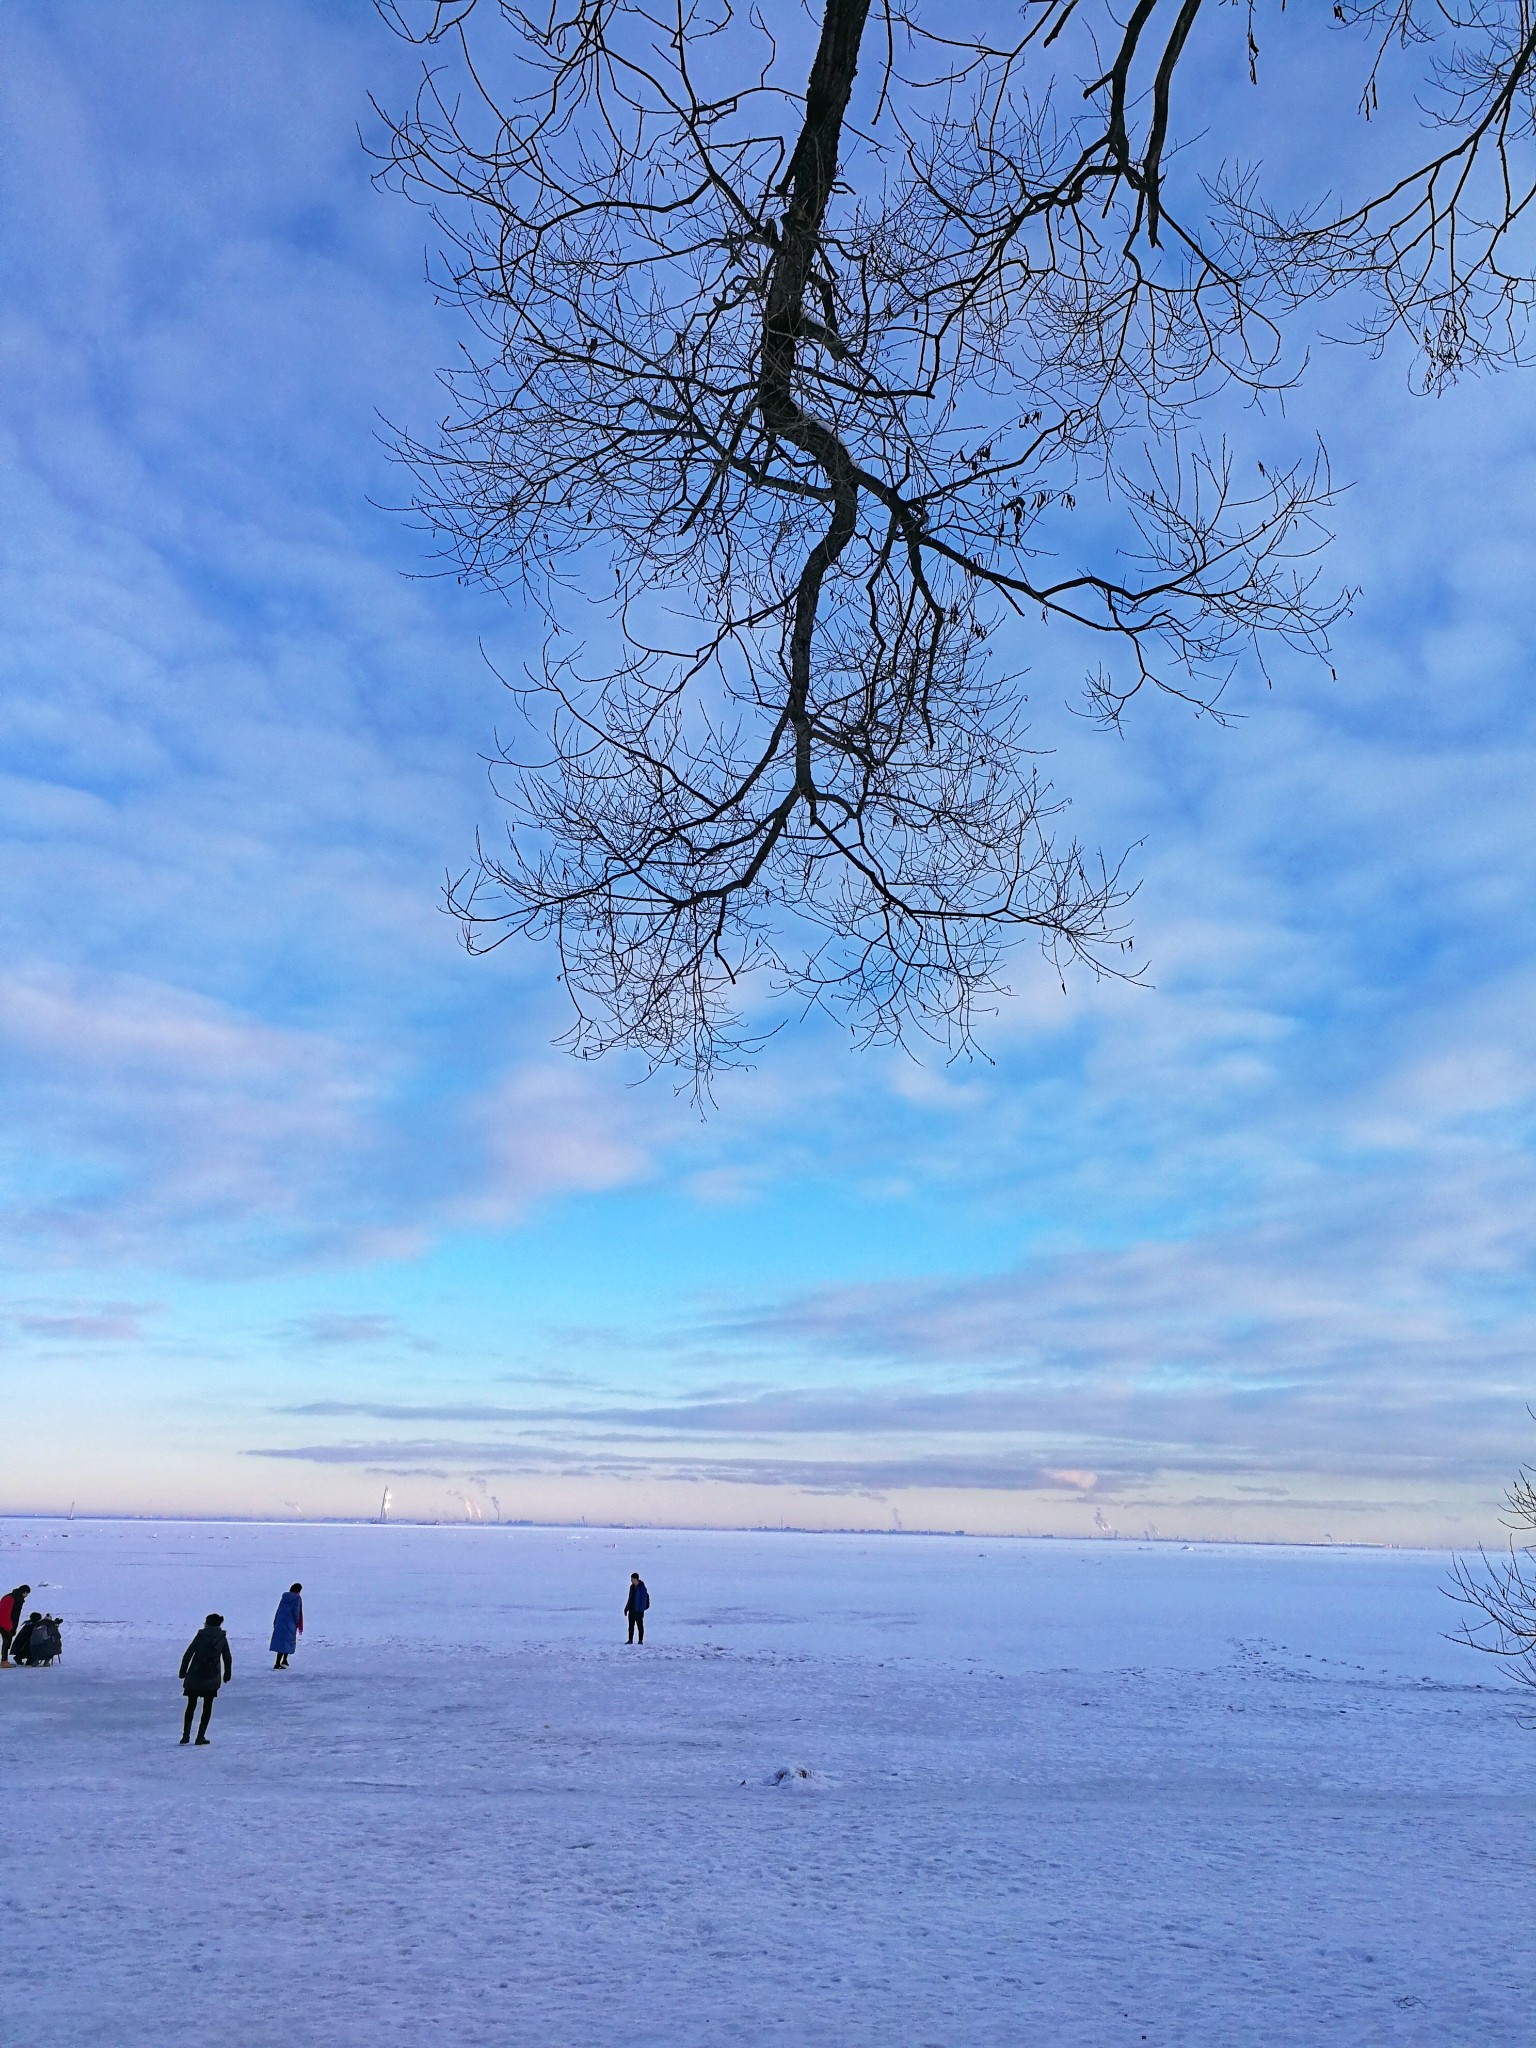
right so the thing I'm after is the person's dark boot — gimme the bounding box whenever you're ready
[194,1735,210,1745]
[179,1733,190,1745]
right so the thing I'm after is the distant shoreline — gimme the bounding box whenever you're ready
[0,1511,1443,1553]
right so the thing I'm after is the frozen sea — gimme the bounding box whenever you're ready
[3,1518,1530,2046]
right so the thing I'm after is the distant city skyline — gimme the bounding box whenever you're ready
[2,2,1534,1545]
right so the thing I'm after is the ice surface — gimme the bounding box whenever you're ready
[3,1518,1530,2046]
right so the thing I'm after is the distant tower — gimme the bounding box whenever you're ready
[378,1486,391,1524]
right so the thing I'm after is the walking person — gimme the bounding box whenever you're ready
[270,1583,303,1669]
[178,1612,232,1745]
[0,1583,30,1666]
[625,1571,650,1645]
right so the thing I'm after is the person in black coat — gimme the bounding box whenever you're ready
[179,1612,232,1745]
[625,1572,650,1644]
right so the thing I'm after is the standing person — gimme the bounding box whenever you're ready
[178,1612,232,1745]
[0,1583,31,1666]
[270,1583,303,1669]
[625,1572,650,1645]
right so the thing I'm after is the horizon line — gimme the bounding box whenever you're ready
[0,1510,1451,1553]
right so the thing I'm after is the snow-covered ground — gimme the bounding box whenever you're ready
[3,1518,1529,2046]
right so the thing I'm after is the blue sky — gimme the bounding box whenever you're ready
[2,1,1535,1540]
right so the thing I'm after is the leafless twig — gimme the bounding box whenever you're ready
[1447,1445,1536,1694]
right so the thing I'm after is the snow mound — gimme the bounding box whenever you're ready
[764,1763,831,1790]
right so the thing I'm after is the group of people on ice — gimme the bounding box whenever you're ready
[6,1565,651,1737]
[172,1572,650,1744]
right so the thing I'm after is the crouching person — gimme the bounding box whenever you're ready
[179,1612,232,1745]
[11,1612,63,1666]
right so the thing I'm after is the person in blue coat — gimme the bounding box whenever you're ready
[625,1572,649,1644]
[270,1583,303,1669]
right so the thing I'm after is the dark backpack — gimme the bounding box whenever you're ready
[17,1615,62,1666]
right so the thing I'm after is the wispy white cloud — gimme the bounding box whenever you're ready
[0,963,387,1265]
[2,1298,157,1344]
[459,1065,655,1223]
[283,1312,417,1348]
[0,962,667,1269]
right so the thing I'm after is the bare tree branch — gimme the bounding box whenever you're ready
[372,1,1536,1086]
[1446,1445,1536,1695]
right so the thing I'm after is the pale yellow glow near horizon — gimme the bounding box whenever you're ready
[0,1459,1505,1549]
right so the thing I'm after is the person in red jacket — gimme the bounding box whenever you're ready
[0,1584,31,1666]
